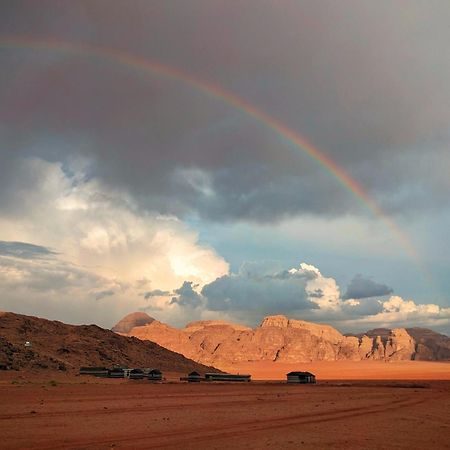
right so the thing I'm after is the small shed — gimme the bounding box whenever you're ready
[286,371,316,384]
[147,369,163,381]
[129,368,145,380]
[79,367,109,377]
[187,371,202,382]
[205,373,251,382]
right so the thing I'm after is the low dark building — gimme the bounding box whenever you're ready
[0,363,9,371]
[147,369,163,381]
[108,367,126,378]
[205,373,251,382]
[79,367,109,377]
[187,371,202,382]
[286,371,316,384]
[129,368,145,380]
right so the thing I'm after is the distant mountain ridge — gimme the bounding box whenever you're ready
[0,311,218,373]
[114,312,450,368]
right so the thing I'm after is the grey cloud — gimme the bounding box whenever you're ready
[1,1,449,222]
[308,289,324,299]
[170,281,202,308]
[201,269,318,313]
[0,241,56,259]
[144,289,171,299]
[94,290,115,301]
[0,241,110,295]
[238,260,284,278]
[0,240,124,326]
[343,275,393,300]
[341,298,385,318]
[0,253,104,292]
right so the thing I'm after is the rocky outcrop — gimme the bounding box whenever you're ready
[384,328,416,360]
[406,327,450,360]
[113,313,450,369]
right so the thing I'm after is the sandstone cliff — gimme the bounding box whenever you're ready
[114,313,450,368]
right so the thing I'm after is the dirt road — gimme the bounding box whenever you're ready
[1,379,449,449]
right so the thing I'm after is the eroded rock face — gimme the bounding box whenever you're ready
[384,328,416,360]
[113,313,449,368]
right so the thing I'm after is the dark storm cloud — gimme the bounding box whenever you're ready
[1,1,449,221]
[170,281,202,307]
[201,268,318,313]
[0,241,56,259]
[343,275,393,300]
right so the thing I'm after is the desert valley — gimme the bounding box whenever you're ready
[2,2,450,448]
[1,311,450,449]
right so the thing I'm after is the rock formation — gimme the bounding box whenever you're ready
[114,313,450,368]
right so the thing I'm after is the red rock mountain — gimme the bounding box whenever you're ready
[0,311,218,374]
[114,313,450,368]
[111,311,155,333]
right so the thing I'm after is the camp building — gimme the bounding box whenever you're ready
[79,367,109,377]
[286,371,316,384]
[205,373,251,382]
[147,369,163,381]
[129,368,145,379]
[187,371,202,382]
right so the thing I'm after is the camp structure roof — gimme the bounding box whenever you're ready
[108,367,126,378]
[205,372,251,382]
[286,371,315,376]
[79,367,109,377]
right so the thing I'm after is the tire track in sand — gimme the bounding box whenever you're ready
[38,394,433,449]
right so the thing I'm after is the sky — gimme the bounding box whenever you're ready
[0,1,449,334]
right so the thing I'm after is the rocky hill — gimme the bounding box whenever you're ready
[0,311,218,373]
[114,313,450,367]
[111,311,155,333]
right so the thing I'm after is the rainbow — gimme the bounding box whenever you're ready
[0,36,421,264]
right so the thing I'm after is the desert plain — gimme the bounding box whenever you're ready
[1,362,450,450]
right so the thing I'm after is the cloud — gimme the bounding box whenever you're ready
[201,262,340,313]
[0,251,107,293]
[342,296,450,331]
[170,281,203,308]
[0,158,228,327]
[94,290,115,301]
[145,262,449,333]
[1,1,449,223]
[343,275,393,300]
[0,2,449,329]
[0,241,56,259]
[144,289,171,299]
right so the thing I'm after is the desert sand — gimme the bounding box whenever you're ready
[227,360,450,380]
[1,368,450,449]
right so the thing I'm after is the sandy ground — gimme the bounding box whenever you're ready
[226,360,450,380]
[1,371,450,449]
